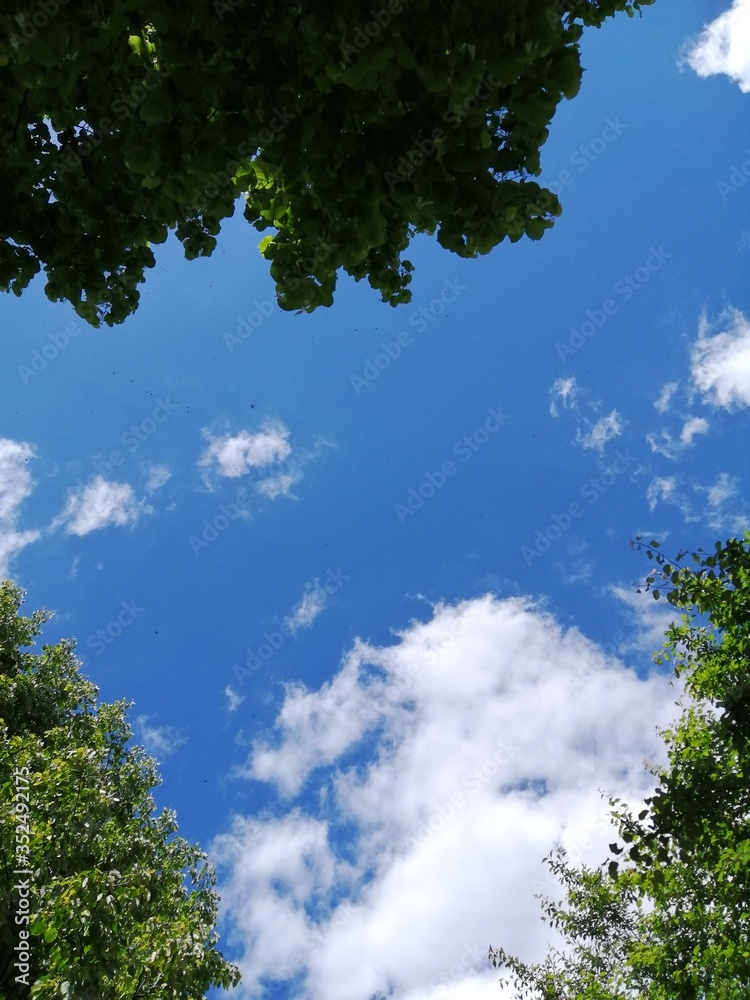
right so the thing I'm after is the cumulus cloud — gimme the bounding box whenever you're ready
[53,476,143,536]
[0,437,41,578]
[576,410,623,452]
[691,308,750,409]
[200,422,292,479]
[134,715,187,758]
[214,596,681,1000]
[687,0,750,92]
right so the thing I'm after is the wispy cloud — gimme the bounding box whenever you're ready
[134,714,187,758]
[646,475,692,519]
[646,416,709,459]
[654,381,678,414]
[53,476,144,536]
[696,472,750,533]
[225,686,245,713]
[144,463,171,491]
[0,437,41,578]
[576,410,623,452]
[285,580,329,634]
[608,584,679,654]
[256,470,301,500]
[687,0,750,93]
[549,376,579,417]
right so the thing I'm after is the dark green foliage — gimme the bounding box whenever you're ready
[0,0,652,325]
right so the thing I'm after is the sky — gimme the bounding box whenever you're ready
[2,0,750,997]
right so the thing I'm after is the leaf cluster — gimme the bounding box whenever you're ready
[0,0,652,324]
[489,533,750,999]
[0,581,240,999]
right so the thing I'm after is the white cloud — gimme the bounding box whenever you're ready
[687,0,750,93]
[679,416,709,446]
[654,381,678,413]
[696,472,750,533]
[646,416,709,459]
[549,377,579,417]
[0,438,41,578]
[255,470,300,500]
[576,410,622,452]
[646,475,697,522]
[134,715,187,758]
[144,463,171,491]
[200,421,292,480]
[691,308,750,409]
[215,596,681,1000]
[285,581,329,634]
[54,476,143,536]
[608,584,678,655]
[225,685,245,713]
[707,470,737,508]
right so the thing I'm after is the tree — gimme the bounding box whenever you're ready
[0,0,652,326]
[0,581,240,998]
[489,533,750,999]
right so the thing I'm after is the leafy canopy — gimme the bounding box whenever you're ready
[1,0,652,326]
[489,534,750,1000]
[0,580,240,999]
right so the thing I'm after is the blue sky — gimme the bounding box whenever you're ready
[3,1,750,996]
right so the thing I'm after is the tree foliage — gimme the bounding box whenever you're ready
[0,581,240,999]
[1,0,652,326]
[489,534,750,999]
